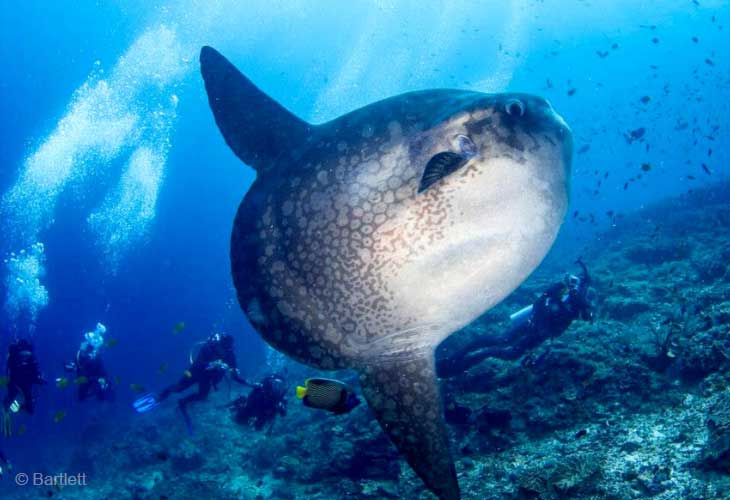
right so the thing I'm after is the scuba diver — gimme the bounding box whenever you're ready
[228,373,288,433]
[0,448,10,478]
[134,333,251,433]
[296,377,361,415]
[63,323,114,402]
[2,338,46,421]
[437,259,593,378]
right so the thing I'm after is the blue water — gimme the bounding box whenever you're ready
[0,0,728,487]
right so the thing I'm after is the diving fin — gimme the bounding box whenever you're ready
[132,393,159,414]
[358,353,460,500]
[199,46,313,174]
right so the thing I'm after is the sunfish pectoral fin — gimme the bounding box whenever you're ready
[418,151,467,193]
[199,46,313,173]
[358,353,460,500]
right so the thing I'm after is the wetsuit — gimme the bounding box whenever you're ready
[0,448,9,477]
[3,341,45,414]
[159,336,250,414]
[437,264,592,378]
[75,348,113,402]
[232,374,287,431]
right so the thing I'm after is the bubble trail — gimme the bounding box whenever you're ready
[3,243,49,324]
[1,24,193,320]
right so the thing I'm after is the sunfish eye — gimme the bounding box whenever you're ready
[505,99,525,117]
[455,135,477,158]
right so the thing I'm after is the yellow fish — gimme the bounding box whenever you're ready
[130,384,145,393]
[173,322,186,335]
[183,370,192,379]
[74,376,89,385]
[296,378,361,414]
[158,363,169,374]
[56,377,69,389]
[53,411,67,423]
[105,338,119,348]
[0,376,10,387]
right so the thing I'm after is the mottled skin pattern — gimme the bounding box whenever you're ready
[201,46,572,500]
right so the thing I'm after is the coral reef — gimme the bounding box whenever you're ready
[4,183,730,499]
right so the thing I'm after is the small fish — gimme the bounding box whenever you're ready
[623,182,629,190]
[17,423,27,436]
[705,58,715,67]
[651,37,659,44]
[130,384,146,393]
[640,96,651,104]
[113,376,121,385]
[641,163,651,172]
[708,148,712,157]
[567,88,577,96]
[158,363,169,374]
[56,377,69,389]
[687,175,696,180]
[606,210,615,218]
[74,376,89,385]
[183,370,193,379]
[105,338,119,348]
[573,210,579,218]
[577,145,590,154]
[611,43,619,50]
[596,51,609,59]
[701,164,711,175]
[173,322,186,335]
[53,411,67,424]
[296,378,361,415]
[691,36,699,43]
[624,127,646,144]
[0,376,10,387]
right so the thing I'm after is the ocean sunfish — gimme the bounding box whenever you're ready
[200,46,572,500]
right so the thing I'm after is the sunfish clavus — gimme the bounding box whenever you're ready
[200,46,572,500]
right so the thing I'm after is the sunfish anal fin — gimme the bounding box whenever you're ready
[359,354,460,500]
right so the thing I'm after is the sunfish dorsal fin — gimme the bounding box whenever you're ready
[359,354,460,500]
[199,46,312,173]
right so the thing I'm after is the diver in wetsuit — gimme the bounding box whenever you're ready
[3,339,46,414]
[2,338,46,436]
[65,345,113,402]
[155,333,251,432]
[437,260,593,378]
[229,373,287,433]
[0,448,10,478]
